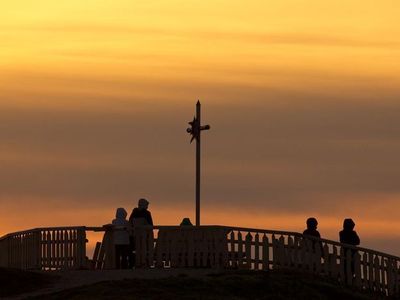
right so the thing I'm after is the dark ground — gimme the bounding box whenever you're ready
[0,267,55,298]
[0,269,388,300]
[21,270,387,300]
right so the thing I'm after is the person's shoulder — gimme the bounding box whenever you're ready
[130,208,140,215]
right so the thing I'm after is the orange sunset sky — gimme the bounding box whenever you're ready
[1,1,400,255]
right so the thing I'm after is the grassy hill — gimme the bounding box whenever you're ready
[25,270,384,300]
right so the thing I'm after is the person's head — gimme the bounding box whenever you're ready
[306,217,318,230]
[343,218,355,231]
[115,207,127,219]
[180,218,193,226]
[138,198,149,210]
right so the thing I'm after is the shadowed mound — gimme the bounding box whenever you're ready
[0,267,55,298]
[30,270,380,300]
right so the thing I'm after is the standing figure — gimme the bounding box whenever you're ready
[112,208,130,269]
[339,218,360,280]
[303,217,323,256]
[129,198,153,226]
[128,198,153,268]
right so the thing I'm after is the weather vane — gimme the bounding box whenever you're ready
[187,100,210,226]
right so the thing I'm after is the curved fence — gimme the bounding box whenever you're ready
[1,225,399,297]
[0,227,86,270]
[133,225,400,297]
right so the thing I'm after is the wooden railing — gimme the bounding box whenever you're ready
[0,227,87,270]
[132,225,400,298]
[1,225,399,297]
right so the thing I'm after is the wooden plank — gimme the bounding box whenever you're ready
[237,231,243,268]
[230,231,236,268]
[339,247,345,284]
[362,252,368,290]
[46,231,52,270]
[386,259,394,296]
[315,241,321,274]
[323,244,330,275]
[155,230,164,268]
[63,231,69,269]
[254,233,260,270]
[374,255,381,292]
[262,234,269,271]
[245,232,252,269]
[368,252,374,290]
[345,249,352,286]
[354,252,361,288]
[97,234,107,269]
[92,242,101,269]
[287,236,294,268]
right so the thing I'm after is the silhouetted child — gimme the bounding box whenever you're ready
[303,217,321,238]
[112,208,130,269]
[303,217,323,255]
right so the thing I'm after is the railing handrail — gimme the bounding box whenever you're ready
[0,226,87,240]
[2,224,399,261]
[221,225,400,261]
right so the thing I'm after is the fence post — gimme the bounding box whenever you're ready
[262,234,269,271]
[254,233,260,270]
[245,232,252,269]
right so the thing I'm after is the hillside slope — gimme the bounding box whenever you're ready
[28,270,383,300]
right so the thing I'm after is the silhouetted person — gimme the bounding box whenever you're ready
[180,218,193,226]
[112,208,130,269]
[339,218,360,246]
[129,198,153,226]
[303,217,323,256]
[128,198,153,268]
[303,217,320,239]
[339,218,360,281]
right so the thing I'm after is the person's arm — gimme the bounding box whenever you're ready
[146,211,153,226]
[128,210,134,224]
[354,232,360,245]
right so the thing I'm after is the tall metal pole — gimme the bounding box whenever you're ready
[186,100,210,227]
[195,101,201,226]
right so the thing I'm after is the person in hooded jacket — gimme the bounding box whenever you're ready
[112,208,131,269]
[339,218,360,278]
[339,218,360,246]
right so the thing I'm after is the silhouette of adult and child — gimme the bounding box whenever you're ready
[111,198,153,269]
[111,198,192,269]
